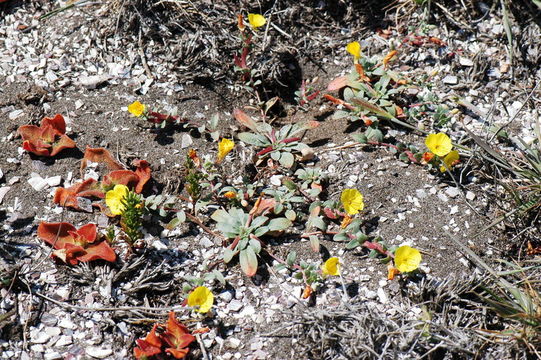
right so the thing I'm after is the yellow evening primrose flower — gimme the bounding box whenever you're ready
[440,150,460,172]
[340,189,364,215]
[248,13,266,29]
[217,138,235,163]
[425,132,452,157]
[346,41,362,61]
[394,246,422,273]
[127,101,146,117]
[321,257,340,276]
[105,184,129,216]
[187,286,214,313]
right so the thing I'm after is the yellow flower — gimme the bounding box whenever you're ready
[321,257,340,276]
[346,41,362,61]
[127,101,146,117]
[394,246,421,273]
[217,138,235,163]
[187,286,214,313]
[425,133,452,157]
[105,184,129,216]
[440,150,460,172]
[224,191,236,199]
[340,189,364,215]
[248,13,266,29]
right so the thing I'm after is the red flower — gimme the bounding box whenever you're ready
[18,114,76,157]
[134,324,163,360]
[161,312,195,359]
[37,222,116,265]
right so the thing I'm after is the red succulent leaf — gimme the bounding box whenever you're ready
[53,178,102,210]
[18,114,76,157]
[22,138,52,157]
[101,170,139,191]
[50,134,77,157]
[161,312,195,359]
[37,221,79,250]
[134,324,163,360]
[81,147,124,173]
[77,241,117,263]
[132,159,151,194]
[37,222,116,265]
[41,114,67,134]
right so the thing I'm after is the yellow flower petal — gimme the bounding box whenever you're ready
[340,189,364,215]
[127,101,146,117]
[224,191,236,199]
[217,138,235,163]
[105,184,129,216]
[322,257,340,276]
[248,13,266,29]
[440,150,460,172]
[425,133,452,157]
[346,41,362,60]
[187,286,214,313]
[394,246,422,273]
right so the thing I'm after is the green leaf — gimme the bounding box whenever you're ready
[211,209,230,223]
[253,226,269,237]
[249,238,262,254]
[279,152,295,168]
[285,209,296,221]
[268,218,292,231]
[309,235,320,252]
[240,247,258,276]
[212,270,226,285]
[275,263,287,272]
[332,110,350,120]
[286,251,297,266]
[238,132,269,147]
[223,248,235,263]
[346,239,360,249]
[333,232,347,241]
[251,216,268,229]
[365,127,383,142]
[351,133,368,144]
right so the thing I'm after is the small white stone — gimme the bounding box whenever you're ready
[459,57,474,67]
[44,351,62,360]
[442,75,458,85]
[152,240,168,251]
[377,288,388,303]
[28,175,48,191]
[8,109,24,120]
[55,335,72,347]
[438,192,449,202]
[450,206,459,215]
[0,186,10,204]
[75,100,84,109]
[228,338,241,349]
[46,176,62,187]
[58,318,75,329]
[445,187,460,198]
[465,191,476,201]
[415,189,427,199]
[181,134,193,149]
[269,175,282,186]
[227,300,243,312]
[199,236,213,248]
[86,346,113,359]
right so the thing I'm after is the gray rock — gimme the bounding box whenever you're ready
[86,346,113,359]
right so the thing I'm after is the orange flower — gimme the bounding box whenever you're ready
[422,152,435,164]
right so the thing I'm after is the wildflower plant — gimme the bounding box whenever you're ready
[211,207,291,276]
[234,108,318,168]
